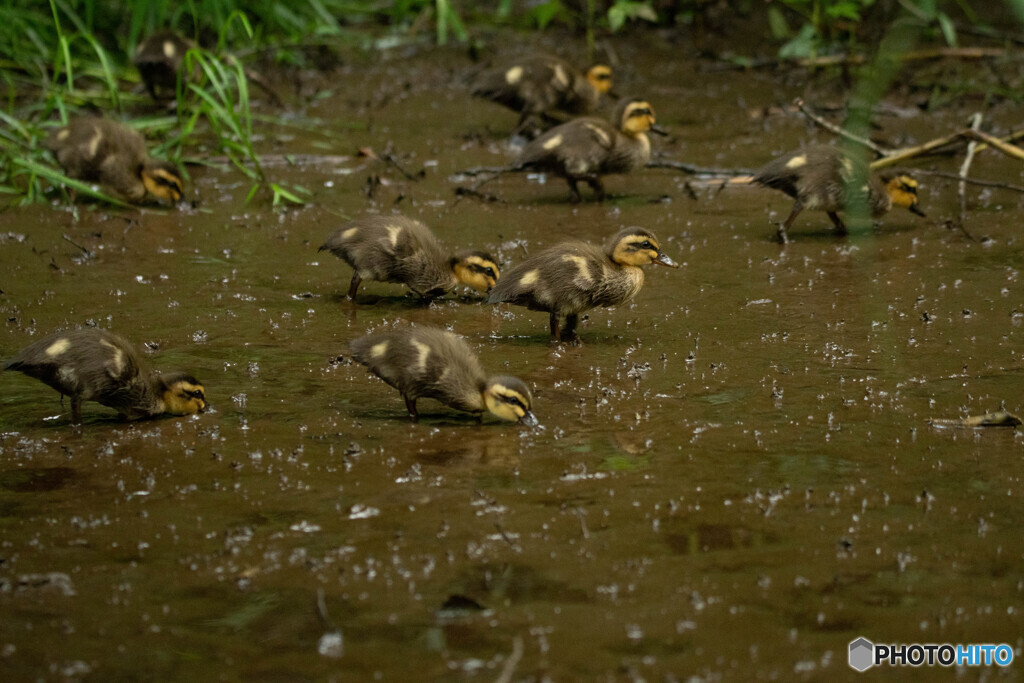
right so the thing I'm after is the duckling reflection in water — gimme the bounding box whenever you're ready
[134,30,195,103]
[319,215,499,301]
[488,227,679,342]
[751,145,925,243]
[349,326,536,425]
[471,56,613,136]
[4,328,206,425]
[463,98,665,203]
[47,117,185,206]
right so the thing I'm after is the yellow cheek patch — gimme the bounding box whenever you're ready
[505,66,523,84]
[542,134,563,150]
[45,338,71,357]
[370,341,389,358]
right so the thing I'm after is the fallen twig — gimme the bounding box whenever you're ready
[494,636,524,683]
[794,99,887,155]
[959,113,983,235]
[646,159,757,176]
[907,169,1024,193]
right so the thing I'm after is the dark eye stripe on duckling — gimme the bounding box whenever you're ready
[627,239,659,251]
[627,107,654,118]
[151,170,183,192]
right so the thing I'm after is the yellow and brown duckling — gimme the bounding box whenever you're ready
[133,30,195,102]
[350,326,537,424]
[471,56,613,135]
[319,214,499,300]
[4,328,206,425]
[751,145,925,243]
[488,227,679,342]
[47,116,185,205]
[510,97,665,202]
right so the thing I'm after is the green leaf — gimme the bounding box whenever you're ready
[527,0,564,30]
[608,1,657,32]
[937,12,957,46]
[767,6,791,39]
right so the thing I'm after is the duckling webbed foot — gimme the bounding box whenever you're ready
[776,205,803,244]
[347,274,362,300]
[827,211,847,236]
[551,314,581,344]
[404,396,419,422]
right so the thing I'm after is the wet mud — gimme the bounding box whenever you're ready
[1,32,1023,680]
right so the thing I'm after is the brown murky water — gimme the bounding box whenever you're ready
[2,33,1023,681]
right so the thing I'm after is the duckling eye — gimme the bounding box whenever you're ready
[595,73,611,81]
[484,267,496,278]
[184,389,204,400]
[640,240,653,249]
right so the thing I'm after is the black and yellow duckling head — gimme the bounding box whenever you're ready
[617,99,665,137]
[134,30,195,101]
[883,174,926,216]
[585,65,613,95]
[483,376,537,425]
[451,250,500,293]
[141,159,185,204]
[157,372,207,416]
[607,228,679,268]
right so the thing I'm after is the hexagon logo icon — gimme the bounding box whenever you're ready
[849,637,875,672]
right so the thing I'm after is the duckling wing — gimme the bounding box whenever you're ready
[488,242,609,314]
[5,329,144,403]
[351,329,486,412]
[321,216,450,292]
[752,146,848,208]
[516,118,616,173]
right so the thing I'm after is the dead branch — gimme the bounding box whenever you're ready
[794,99,888,155]
[907,169,1024,193]
[958,113,983,238]
[964,129,1024,162]
[647,159,757,176]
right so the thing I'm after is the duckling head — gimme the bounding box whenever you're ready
[616,99,666,137]
[884,174,925,217]
[483,376,537,425]
[586,65,613,94]
[157,372,207,415]
[608,228,679,268]
[451,251,500,292]
[141,160,185,205]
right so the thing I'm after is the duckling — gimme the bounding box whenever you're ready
[751,145,925,243]
[471,57,613,135]
[133,30,195,102]
[47,116,184,205]
[487,227,679,342]
[4,328,206,425]
[319,214,499,300]
[509,97,665,202]
[349,326,537,424]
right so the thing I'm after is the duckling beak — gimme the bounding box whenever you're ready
[654,252,679,268]
[519,410,539,427]
[649,124,669,136]
[910,204,926,217]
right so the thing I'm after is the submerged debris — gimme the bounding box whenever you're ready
[927,410,1022,428]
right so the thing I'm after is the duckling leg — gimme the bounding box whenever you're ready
[584,177,605,202]
[70,396,83,425]
[777,203,803,244]
[347,274,362,300]
[827,211,847,236]
[404,395,418,422]
[566,178,583,203]
[561,314,580,342]
[549,313,561,340]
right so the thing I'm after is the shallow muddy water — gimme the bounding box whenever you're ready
[2,32,1023,681]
